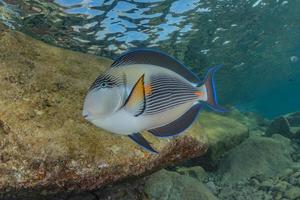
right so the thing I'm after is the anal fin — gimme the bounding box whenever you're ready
[148,103,203,137]
[128,133,158,154]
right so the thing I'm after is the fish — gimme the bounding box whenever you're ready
[82,49,226,154]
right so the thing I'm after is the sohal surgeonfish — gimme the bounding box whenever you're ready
[82,49,226,153]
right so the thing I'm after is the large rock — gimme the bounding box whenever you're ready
[266,112,300,139]
[144,169,218,200]
[226,108,269,131]
[193,112,249,168]
[218,134,295,182]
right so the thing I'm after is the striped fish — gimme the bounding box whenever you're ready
[82,49,226,154]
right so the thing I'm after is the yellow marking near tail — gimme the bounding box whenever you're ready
[145,84,153,96]
[195,91,204,97]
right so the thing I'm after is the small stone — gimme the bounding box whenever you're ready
[292,171,300,178]
[274,193,282,200]
[281,168,294,178]
[176,166,207,181]
[31,6,42,13]
[284,186,300,199]
[34,109,44,115]
[206,181,218,195]
[274,181,289,192]
[249,178,260,186]
[266,117,291,138]
[288,176,298,185]
[145,170,218,200]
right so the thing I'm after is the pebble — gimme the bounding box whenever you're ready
[288,176,298,185]
[206,181,218,194]
[292,171,300,178]
[274,193,282,200]
[34,109,44,115]
[249,178,260,186]
[259,180,273,190]
[284,186,300,199]
[274,180,289,192]
[281,168,294,178]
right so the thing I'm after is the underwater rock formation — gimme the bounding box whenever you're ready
[218,134,295,182]
[266,112,300,139]
[144,169,218,200]
[0,23,249,199]
[192,111,249,169]
[209,139,300,200]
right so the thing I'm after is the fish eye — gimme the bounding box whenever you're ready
[101,82,108,88]
[89,73,119,91]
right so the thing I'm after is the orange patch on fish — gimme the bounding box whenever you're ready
[194,91,204,97]
[145,84,153,96]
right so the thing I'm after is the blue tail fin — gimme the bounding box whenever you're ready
[202,65,227,113]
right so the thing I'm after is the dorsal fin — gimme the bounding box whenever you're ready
[123,74,146,117]
[111,49,200,84]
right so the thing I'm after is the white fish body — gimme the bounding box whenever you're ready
[82,49,225,153]
[89,64,207,135]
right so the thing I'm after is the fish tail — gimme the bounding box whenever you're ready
[198,65,227,113]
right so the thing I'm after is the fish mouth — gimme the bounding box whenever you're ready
[83,114,94,122]
[82,109,91,120]
[82,111,99,121]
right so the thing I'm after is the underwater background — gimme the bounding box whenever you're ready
[0,0,300,200]
[1,0,300,118]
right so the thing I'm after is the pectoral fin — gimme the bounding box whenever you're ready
[148,103,203,137]
[128,133,158,154]
[123,74,146,117]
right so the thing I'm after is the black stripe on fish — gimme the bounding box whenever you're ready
[89,73,123,91]
[148,95,196,108]
[147,91,196,105]
[145,74,198,115]
[146,97,197,115]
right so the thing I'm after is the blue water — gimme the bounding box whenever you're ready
[0,0,299,118]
